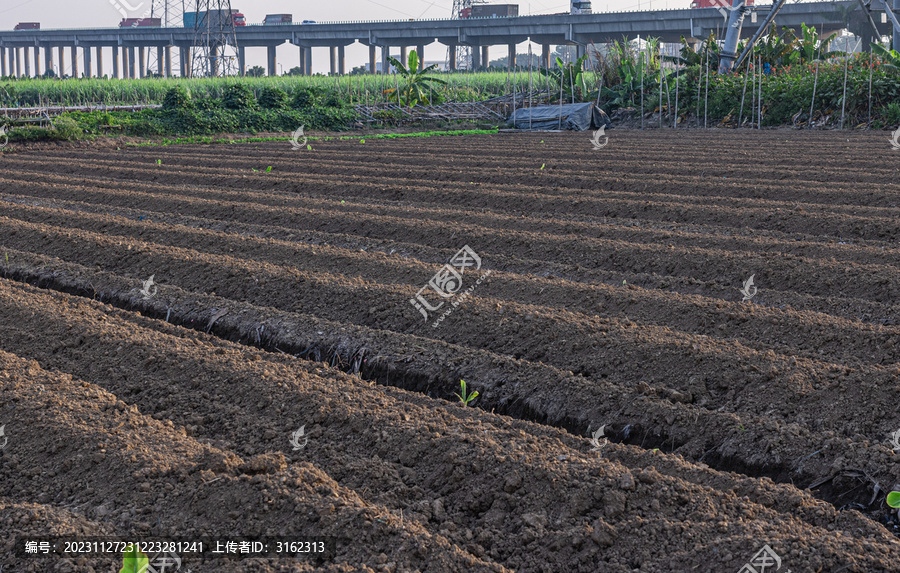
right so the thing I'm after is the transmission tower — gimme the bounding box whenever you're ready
[186,0,240,77]
[145,0,186,76]
[450,0,486,70]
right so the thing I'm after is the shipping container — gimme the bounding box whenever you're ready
[469,4,518,18]
[264,14,292,25]
[14,22,40,30]
[119,17,162,27]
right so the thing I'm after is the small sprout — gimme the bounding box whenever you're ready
[266,166,273,173]
[306,144,312,151]
[156,159,161,166]
[455,379,478,406]
[119,546,150,573]
[360,139,366,143]
[651,448,660,453]
[623,279,627,285]
[341,200,346,204]
[251,168,258,172]
[540,163,545,170]
[738,424,746,432]
[888,491,900,508]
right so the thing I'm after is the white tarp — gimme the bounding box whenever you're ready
[508,103,611,131]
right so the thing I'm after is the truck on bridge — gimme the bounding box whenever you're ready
[264,14,292,25]
[14,22,40,30]
[183,10,246,28]
[119,18,162,27]
[460,4,519,18]
[690,0,754,7]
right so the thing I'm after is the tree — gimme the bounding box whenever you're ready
[285,66,304,76]
[383,50,447,106]
[246,65,265,77]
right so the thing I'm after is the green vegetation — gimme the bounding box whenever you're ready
[455,379,479,407]
[384,50,447,106]
[118,546,149,573]
[888,491,900,508]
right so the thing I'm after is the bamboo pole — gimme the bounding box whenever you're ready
[757,54,762,129]
[674,60,679,128]
[868,47,873,128]
[640,49,644,129]
[704,42,710,128]
[738,58,749,127]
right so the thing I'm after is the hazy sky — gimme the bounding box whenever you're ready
[0,0,684,74]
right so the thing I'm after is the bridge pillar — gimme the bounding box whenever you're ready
[541,44,550,69]
[139,46,145,78]
[15,48,21,77]
[576,44,585,59]
[482,45,489,69]
[33,48,40,77]
[0,48,6,77]
[44,46,52,77]
[449,43,457,71]
[122,47,129,78]
[471,44,481,69]
[130,47,137,78]
[381,46,389,74]
[111,47,119,78]
[417,44,425,70]
[210,45,219,77]
[157,46,164,77]
[57,46,64,76]
[238,46,245,76]
[84,46,92,77]
[508,43,516,68]
[267,45,277,76]
[895,0,899,50]
[181,48,191,78]
[164,46,171,78]
[71,46,79,78]
[339,45,346,75]
[400,46,407,66]
[368,45,376,74]
[330,46,337,75]
[96,47,104,78]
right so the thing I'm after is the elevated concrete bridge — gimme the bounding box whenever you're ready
[0,1,893,78]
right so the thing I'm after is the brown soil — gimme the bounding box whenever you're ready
[2,129,900,572]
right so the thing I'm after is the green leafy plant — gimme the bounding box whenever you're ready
[384,50,447,106]
[265,165,273,172]
[887,491,900,508]
[119,546,150,573]
[161,85,192,110]
[455,379,479,406]
[541,54,590,102]
[222,83,257,110]
[259,86,289,109]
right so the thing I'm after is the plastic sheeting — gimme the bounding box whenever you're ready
[507,103,612,131]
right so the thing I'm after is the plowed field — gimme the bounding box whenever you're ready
[3,129,900,572]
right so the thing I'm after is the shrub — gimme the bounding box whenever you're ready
[222,84,257,110]
[162,86,192,110]
[53,116,83,140]
[259,86,289,109]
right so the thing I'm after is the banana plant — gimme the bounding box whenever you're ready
[383,50,447,106]
[540,54,590,102]
[873,43,900,72]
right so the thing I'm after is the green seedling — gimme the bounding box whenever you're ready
[455,379,479,406]
[156,159,161,165]
[119,546,150,573]
[266,166,273,172]
[888,491,900,508]
[540,163,545,170]
[307,144,312,151]
[251,168,258,172]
